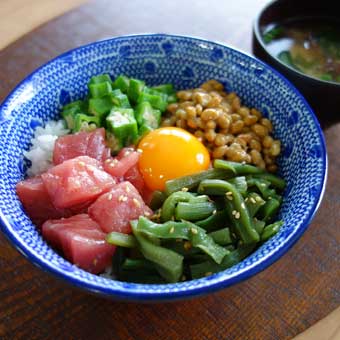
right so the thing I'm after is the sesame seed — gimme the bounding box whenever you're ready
[255,196,262,202]
[232,210,237,216]
[226,191,233,196]
[241,202,246,209]
[226,195,233,201]
[108,193,113,200]
[181,187,189,192]
[212,210,217,215]
[78,161,85,166]
[169,227,175,234]
[105,158,112,163]
[245,197,249,202]
[175,238,182,243]
[132,198,141,207]
[126,185,130,193]
[205,272,213,277]
[136,148,143,153]
[144,211,151,217]
[235,211,240,219]
[261,183,266,187]
[118,195,128,202]
[191,227,198,234]
[241,161,246,165]
[268,196,272,200]
[250,197,256,204]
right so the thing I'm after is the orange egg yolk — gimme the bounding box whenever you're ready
[138,127,210,191]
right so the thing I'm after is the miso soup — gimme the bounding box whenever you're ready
[262,19,340,83]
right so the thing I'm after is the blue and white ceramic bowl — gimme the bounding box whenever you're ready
[0,34,327,301]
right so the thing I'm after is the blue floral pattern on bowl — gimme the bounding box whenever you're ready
[0,34,327,301]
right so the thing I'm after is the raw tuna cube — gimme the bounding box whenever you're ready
[42,214,115,274]
[103,147,140,178]
[124,164,145,194]
[88,181,153,234]
[42,156,116,209]
[53,128,111,165]
[16,176,70,226]
[42,214,102,248]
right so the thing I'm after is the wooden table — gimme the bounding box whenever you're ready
[0,1,339,339]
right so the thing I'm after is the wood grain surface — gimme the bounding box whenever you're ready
[0,1,339,339]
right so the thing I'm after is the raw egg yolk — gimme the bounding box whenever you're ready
[138,127,210,191]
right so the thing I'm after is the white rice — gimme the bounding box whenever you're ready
[24,119,69,177]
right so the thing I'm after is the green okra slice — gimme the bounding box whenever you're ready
[110,89,131,108]
[135,101,161,129]
[151,84,175,95]
[127,78,145,103]
[112,75,130,93]
[131,220,183,283]
[89,74,112,85]
[137,90,168,112]
[73,114,101,132]
[106,107,138,149]
[137,217,229,264]
[88,97,113,118]
[89,81,112,98]
[61,100,85,130]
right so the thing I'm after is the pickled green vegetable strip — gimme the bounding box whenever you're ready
[252,173,286,190]
[165,168,234,196]
[227,176,247,196]
[106,232,137,248]
[190,245,256,279]
[208,228,233,246]
[174,201,216,221]
[160,191,198,222]
[121,258,156,272]
[197,179,259,244]
[196,209,229,232]
[137,217,229,264]
[257,198,280,222]
[214,160,265,175]
[245,192,265,217]
[162,240,201,257]
[131,220,183,283]
[149,190,166,211]
[253,218,266,235]
[261,220,284,241]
